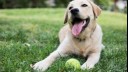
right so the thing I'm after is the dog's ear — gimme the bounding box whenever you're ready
[89,1,102,18]
[64,9,68,24]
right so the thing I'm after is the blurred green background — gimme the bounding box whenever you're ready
[0,0,127,72]
[0,0,127,13]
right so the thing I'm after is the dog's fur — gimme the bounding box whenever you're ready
[33,0,104,71]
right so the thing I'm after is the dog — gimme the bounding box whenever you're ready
[32,0,104,71]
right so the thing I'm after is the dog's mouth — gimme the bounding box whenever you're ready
[71,17,90,36]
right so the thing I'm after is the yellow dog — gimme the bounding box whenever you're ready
[33,0,104,71]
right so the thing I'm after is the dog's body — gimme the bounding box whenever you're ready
[59,24,103,56]
[33,0,104,71]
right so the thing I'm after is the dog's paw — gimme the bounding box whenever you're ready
[81,62,94,70]
[32,60,49,72]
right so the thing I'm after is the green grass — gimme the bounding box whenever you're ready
[0,8,127,72]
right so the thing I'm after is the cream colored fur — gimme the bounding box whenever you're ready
[33,0,104,71]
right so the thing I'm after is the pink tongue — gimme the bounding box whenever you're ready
[72,21,85,36]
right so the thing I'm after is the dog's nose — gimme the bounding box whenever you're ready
[70,8,79,15]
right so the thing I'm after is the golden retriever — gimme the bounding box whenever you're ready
[33,0,104,71]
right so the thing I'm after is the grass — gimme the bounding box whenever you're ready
[0,8,127,72]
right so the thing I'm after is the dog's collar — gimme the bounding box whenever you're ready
[92,25,96,34]
[74,37,86,42]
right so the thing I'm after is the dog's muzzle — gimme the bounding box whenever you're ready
[71,17,90,37]
[70,8,79,16]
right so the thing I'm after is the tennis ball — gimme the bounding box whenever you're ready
[65,58,81,70]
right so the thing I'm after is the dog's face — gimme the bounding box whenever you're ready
[64,0,101,37]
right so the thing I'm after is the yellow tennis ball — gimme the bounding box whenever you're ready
[65,58,81,70]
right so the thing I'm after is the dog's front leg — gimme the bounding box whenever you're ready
[81,52,101,70]
[33,50,62,72]
[33,36,71,72]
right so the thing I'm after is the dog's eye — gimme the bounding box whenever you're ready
[81,4,88,7]
[69,6,73,10]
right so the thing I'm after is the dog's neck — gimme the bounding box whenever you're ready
[74,37,86,42]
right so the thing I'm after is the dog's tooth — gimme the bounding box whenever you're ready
[82,21,85,26]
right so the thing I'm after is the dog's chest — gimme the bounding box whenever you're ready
[73,39,91,57]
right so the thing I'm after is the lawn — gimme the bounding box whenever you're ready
[0,8,127,72]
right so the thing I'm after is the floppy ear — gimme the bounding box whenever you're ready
[64,9,68,24]
[89,1,102,18]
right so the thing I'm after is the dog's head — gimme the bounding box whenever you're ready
[64,0,101,37]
